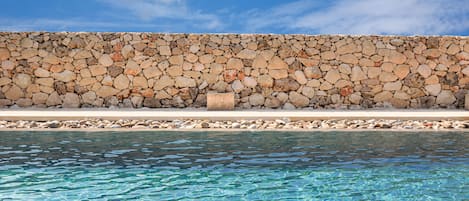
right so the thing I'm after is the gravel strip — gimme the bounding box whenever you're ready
[0,119,468,130]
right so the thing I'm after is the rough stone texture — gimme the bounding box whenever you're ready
[0,32,467,109]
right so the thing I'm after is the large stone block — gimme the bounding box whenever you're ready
[207,93,234,111]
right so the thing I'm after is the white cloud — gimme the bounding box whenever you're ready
[243,0,469,35]
[102,0,222,30]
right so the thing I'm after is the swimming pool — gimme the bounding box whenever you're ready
[0,131,468,200]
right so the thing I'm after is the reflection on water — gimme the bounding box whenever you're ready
[0,131,468,200]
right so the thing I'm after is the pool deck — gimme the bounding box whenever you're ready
[0,109,468,121]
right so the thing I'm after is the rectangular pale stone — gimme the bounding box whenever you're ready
[465,94,469,110]
[207,93,234,111]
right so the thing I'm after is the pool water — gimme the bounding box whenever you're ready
[0,131,468,200]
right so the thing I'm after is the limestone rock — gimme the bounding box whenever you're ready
[384,50,407,64]
[273,78,300,92]
[374,91,393,102]
[167,65,183,77]
[158,46,171,56]
[5,85,23,100]
[199,54,214,64]
[294,71,307,85]
[0,77,11,86]
[53,70,76,82]
[338,64,352,74]
[46,92,62,106]
[253,55,267,68]
[90,65,107,76]
[237,49,257,59]
[338,54,358,64]
[436,90,456,105]
[16,98,32,107]
[231,80,244,93]
[394,65,410,79]
[351,66,366,81]
[269,69,288,79]
[32,92,48,105]
[243,77,257,88]
[154,76,175,90]
[264,97,281,108]
[301,86,315,98]
[108,66,124,77]
[324,69,341,84]
[175,77,196,88]
[304,66,322,79]
[0,48,11,60]
[227,58,243,70]
[362,41,376,55]
[44,54,60,64]
[34,68,50,78]
[98,54,113,67]
[249,93,264,106]
[2,60,14,70]
[417,65,432,78]
[82,91,97,104]
[114,74,130,90]
[379,72,398,82]
[125,60,141,76]
[268,56,288,69]
[143,67,162,79]
[257,75,273,88]
[425,84,441,96]
[63,93,80,108]
[96,86,120,98]
[133,76,148,88]
[383,81,402,91]
[289,91,309,108]
[14,74,32,89]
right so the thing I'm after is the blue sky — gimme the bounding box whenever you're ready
[1,0,469,35]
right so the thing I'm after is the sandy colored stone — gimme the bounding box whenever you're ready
[446,44,460,55]
[374,91,393,102]
[158,45,171,56]
[53,70,76,82]
[153,75,174,90]
[423,49,441,58]
[98,54,114,67]
[349,93,362,104]
[125,60,141,76]
[379,72,398,82]
[133,76,148,88]
[96,86,120,98]
[21,38,33,48]
[14,74,31,89]
[289,91,309,108]
[462,66,469,76]
[301,86,315,98]
[436,90,456,105]
[248,93,264,106]
[338,54,358,64]
[90,65,107,76]
[338,64,351,75]
[321,51,335,60]
[231,80,244,93]
[22,48,38,58]
[351,66,366,81]
[243,77,257,88]
[394,65,410,79]
[34,68,50,78]
[199,54,214,64]
[81,91,96,105]
[252,55,267,68]
[304,66,322,79]
[294,71,307,85]
[36,78,54,87]
[268,56,288,69]
[114,74,130,90]
[417,65,432,78]
[367,67,381,79]
[237,49,257,59]
[143,67,162,79]
[32,92,48,105]
[384,50,407,64]
[362,41,376,56]
[0,48,10,60]
[383,81,402,91]
[425,84,441,96]
[175,76,196,88]
[5,85,23,100]
[63,93,80,108]
[2,60,14,70]
[257,74,273,88]
[45,92,61,106]
[227,58,243,70]
[336,43,359,55]
[269,69,288,79]
[456,52,469,60]
[324,69,341,84]
[44,54,60,64]
[0,77,12,86]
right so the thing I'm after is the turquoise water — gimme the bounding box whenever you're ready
[0,131,468,200]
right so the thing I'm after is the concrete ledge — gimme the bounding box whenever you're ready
[0,109,468,121]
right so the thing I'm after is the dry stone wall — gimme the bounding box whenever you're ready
[1,32,469,109]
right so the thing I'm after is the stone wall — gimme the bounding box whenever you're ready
[0,32,469,109]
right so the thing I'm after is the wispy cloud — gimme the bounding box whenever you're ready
[242,0,469,35]
[101,0,222,30]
